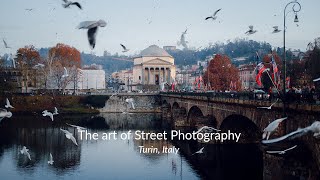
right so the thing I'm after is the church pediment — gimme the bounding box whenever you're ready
[143,58,172,65]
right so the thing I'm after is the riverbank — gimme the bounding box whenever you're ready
[0,95,105,114]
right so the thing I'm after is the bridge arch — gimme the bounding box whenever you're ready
[220,114,261,143]
[172,102,180,111]
[187,106,217,128]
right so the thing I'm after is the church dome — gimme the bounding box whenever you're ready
[140,45,172,57]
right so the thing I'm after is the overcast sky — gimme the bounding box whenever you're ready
[0,0,319,56]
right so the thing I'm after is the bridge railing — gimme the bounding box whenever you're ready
[160,91,320,104]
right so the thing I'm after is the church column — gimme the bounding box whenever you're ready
[141,66,144,85]
[168,68,171,83]
[163,67,166,83]
[148,67,150,84]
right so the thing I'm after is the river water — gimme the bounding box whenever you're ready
[0,113,318,180]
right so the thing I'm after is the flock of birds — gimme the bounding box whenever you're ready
[0,98,89,164]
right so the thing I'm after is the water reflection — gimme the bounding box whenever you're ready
[0,113,318,179]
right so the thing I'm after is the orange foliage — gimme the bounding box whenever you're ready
[49,43,81,68]
[16,45,40,67]
[203,54,241,91]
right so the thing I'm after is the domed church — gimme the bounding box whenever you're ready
[133,45,176,87]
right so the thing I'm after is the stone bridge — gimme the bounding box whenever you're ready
[160,92,320,168]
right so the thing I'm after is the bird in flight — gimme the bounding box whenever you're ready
[62,0,82,9]
[5,98,14,109]
[266,145,297,155]
[3,39,11,48]
[48,153,54,165]
[53,107,59,115]
[60,128,78,146]
[42,110,54,121]
[262,117,288,140]
[257,98,279,110]
[313,77,320,82]
[78,20,107,49]
[192,147,204,155]
[120,44,130,53]
[125,98,135,109]
[66,123,86,131]
[20,146,31,160]
[0,108,12,123]
[245,25,257,35]
[62,67,69,78]
[177,29,188,49]
[205,8,221,20]
[262,121,320,144]
[194,126,221,134]
[272,26,281,33]
[25,8,33,11]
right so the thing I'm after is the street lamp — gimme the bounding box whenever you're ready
[282,0,301,115]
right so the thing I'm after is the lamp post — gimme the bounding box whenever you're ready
[282,0,301,116]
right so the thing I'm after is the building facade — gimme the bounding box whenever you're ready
[133,45,176,86]
[238,64,256,90]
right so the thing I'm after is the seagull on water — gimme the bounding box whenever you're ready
[257,98,279,110]
[60,128,78,146]
[266,145,297,155]
[62,67,69,78]
[262,121,320,144]
[0,108,12,123]
[245,25,257,35]
[66,123,86,130]
[5,98,14,109]
[3,39,11,48]
[42,110,54,121]
[120,44,129,53]
[78,20,107,49]
[125,98,135,109]
[53,107,59,115]
[272,26,281,33]
[62,0,82,9]
[195,126,221,134]
[48,153,54,165]
[262,117,288,140]
[192,147,204,155]
[205,8,221,21]
[20,146,31,160]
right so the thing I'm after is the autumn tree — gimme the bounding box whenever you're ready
[305,38,320,85]
[203,54,241,91]
[47,43,81,92]
[16,45,41,92]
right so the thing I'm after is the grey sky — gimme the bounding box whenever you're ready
[0,0,319,56]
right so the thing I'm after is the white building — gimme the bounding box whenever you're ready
[133,45,176,86]
[78,69,106,90]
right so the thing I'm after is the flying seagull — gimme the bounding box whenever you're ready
[60,128,78,146]
[0,108,12,123]
[125,98,135,109]
[62,0,82,9]
[66,123,86,130]
[262,121,320,144]
[272,26,281,33]
[3,39,10,48]
[42,110,54,121]
[262,117,288,140]
[20,146,31,160]
[266,145,297,155]
[195,126,221,134]
[313,77,320,82]
[192,147,204,155]
[177,29,188,49]
[48,153,54,165]
[245,25,257,35]
[160,82,167,91]
[78,20,107,49]
[5,98,14,109]
[205,8,221,20]
[25,8,33,11]
[34,63,45,68]
[53,107,59,115]
[62,67,69,78]
[120,44,129,53]
[257,98,279,109]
